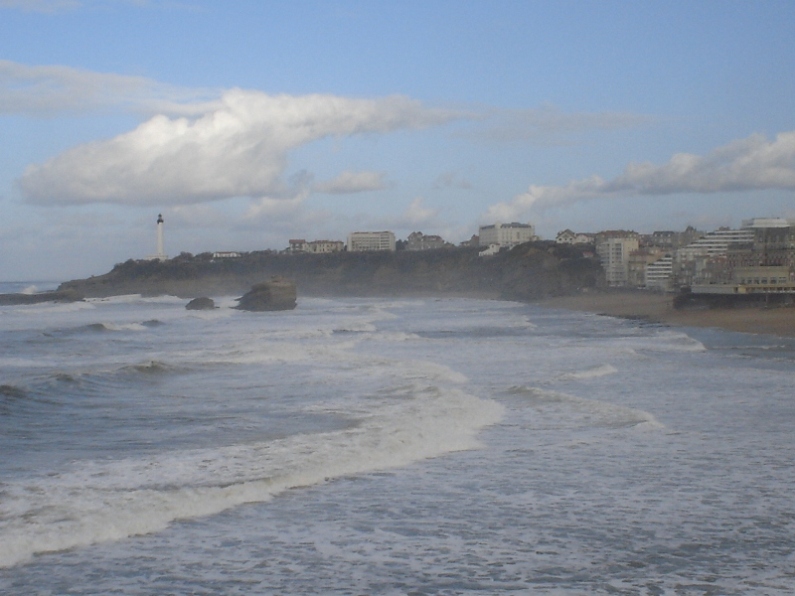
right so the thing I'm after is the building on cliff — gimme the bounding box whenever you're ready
[287,239,345,254]
[347,231,396,252]
[478,222,536,248]
[555,229,594,245]
[406,232,447,251]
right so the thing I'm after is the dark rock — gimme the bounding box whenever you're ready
[235,278,297,311]
[0,288,84,305]
[185,297,216,310]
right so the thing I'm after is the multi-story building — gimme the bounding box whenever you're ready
[306,240,344,253]
[347,231,396,252]
[645,255,675,292]
[555,229,594,245]
[673,219,795,292]
[288,239,345,254]
[740,218,795,267]
[673,227,754,287]
[627,247,666,288]
[478,222,536,248]
[676,227,755,262]
[646,227,703,251]
[287,239,308,253]
[595,232,640,287]
[406,232,447,251]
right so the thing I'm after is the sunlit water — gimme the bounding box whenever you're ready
[1,285,794,594]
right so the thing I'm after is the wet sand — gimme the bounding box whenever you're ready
[538,291,795,337]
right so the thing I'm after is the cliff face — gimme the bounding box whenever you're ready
[58,242,604,301]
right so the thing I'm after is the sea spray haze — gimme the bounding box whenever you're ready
[1,293,794,594]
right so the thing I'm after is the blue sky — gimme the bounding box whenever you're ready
[1,0,794,280]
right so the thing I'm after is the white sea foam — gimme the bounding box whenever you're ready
[512,385,665,431]
[557,363,618,381]
[0,385,503,568]
[4,295,793,593]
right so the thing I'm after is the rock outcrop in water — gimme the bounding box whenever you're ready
[234,278,297,311]
[185,297,216,310]
[0,288,84,305]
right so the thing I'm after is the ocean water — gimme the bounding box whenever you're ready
[1,286,794,595]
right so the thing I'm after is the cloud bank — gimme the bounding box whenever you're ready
[19,89,462,206]
[485,131,795,221]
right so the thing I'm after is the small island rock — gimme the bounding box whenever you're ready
[185,297,216,310]
[235,278,297,311]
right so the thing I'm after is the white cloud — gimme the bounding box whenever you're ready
[484,131,795,222]
[0,59,219,115]
[463,104,652,144]
[313,170,389,194]
[403,197,437,225]
[379,197,438,229]
[19,88,463,206]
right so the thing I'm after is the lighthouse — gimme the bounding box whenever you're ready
[156,213,165,258]
[146,213,168,261]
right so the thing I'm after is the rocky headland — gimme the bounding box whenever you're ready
[55,242,604,302]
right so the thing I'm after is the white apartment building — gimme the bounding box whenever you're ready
[596,235,639,287]
[478,222,536,247]
[347,231,396,252]
[289,239,346,253]
[676,228,754,261]
[645,255,674,291]
[306,240,344,253]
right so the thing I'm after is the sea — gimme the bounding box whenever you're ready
[1,281,794,595]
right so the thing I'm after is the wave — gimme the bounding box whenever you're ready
[618,330,707,354]
[84,322,150,332]
[0,386,503,568]
[0,384,28,414]
[509,385,664,431]
[121,360,183,376]
[556,364,618,381]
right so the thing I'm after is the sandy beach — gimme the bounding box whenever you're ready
[538,291,795,338]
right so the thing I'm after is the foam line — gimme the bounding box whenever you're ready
[0,386,503,568]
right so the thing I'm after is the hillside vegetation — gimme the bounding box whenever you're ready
[59,242,604,301]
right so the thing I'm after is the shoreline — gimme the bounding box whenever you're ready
[537,291,795,338]
[4,281,794,338]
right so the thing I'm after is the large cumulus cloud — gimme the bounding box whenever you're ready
[484,131,795,222]
[19,89,461,205]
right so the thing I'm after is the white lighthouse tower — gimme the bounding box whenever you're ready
[147,213,168,261]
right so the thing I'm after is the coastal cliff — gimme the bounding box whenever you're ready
[57,242,603,301]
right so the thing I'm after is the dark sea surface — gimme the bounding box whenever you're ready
[1,285,794,594]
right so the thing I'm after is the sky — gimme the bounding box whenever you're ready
[1,0,794,280]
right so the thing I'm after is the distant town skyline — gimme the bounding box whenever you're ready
[2,1,795,280]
